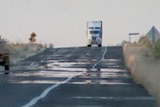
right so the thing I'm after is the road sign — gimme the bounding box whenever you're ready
[129,33,139,35]
[129,33,139,42]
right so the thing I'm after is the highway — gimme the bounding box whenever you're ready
[0,46,156,107]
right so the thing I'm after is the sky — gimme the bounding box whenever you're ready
[0,0,160,47]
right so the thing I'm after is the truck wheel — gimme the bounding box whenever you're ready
[87,45,91,47]
[98,44,102,47]
[5,65,9,71]
[4,56,10,74]
[4,65,9,74]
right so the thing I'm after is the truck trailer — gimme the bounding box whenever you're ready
[87,21,102,47]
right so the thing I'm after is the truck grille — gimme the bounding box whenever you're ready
[92,36,97,40]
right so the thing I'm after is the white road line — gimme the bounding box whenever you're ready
[92,47,107,69]
[21,76,74,107]
[74,96,155,100]
[22,48,80,107]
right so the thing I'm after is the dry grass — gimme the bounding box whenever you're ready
[9,42,45,63]
[0,40,47,70]
[123,43,160,106]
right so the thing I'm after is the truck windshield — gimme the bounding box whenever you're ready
[90,31,100,34]
[95,27,100,29]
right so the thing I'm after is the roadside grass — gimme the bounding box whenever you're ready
[138,35,160,59]
[123,37,160,106]
[154,39,160,59]
[0,39,55,71]
[9,42,46,63]
[7,42,49,71]
[0,40,47,71]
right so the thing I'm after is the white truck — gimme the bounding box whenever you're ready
[87,21,102,47]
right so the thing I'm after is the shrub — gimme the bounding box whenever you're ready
[153,39,160,59]
[138,36,153,48]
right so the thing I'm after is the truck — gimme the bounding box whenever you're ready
[86,21,102,47]
[0,39,10,74]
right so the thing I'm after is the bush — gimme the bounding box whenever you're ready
[138,36,153,48]
[154,39,160,59]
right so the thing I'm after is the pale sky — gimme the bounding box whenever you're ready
[0,0,160,47]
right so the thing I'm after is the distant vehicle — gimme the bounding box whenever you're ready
[86,21,102,47]
[0,39,10,74]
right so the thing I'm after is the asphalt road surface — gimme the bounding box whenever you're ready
[0,46,157,107]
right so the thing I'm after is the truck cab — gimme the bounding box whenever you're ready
[87,21,102,47]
